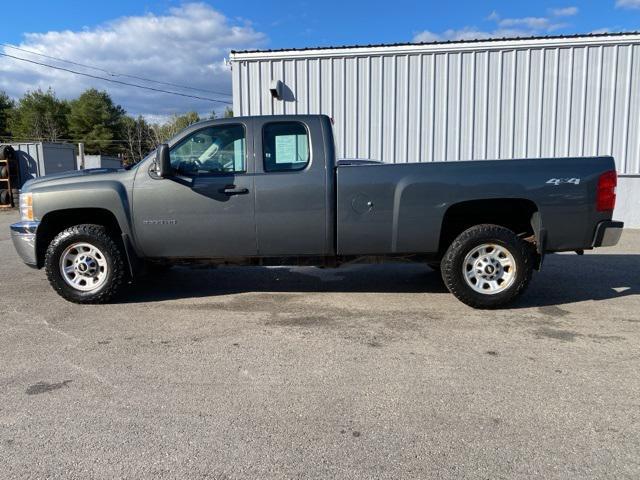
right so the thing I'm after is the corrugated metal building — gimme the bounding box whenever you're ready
[4,142,77,188]
[230,33,640,227]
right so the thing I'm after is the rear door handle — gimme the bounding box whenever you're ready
[221,185,249,195]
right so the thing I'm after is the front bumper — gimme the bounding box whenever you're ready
[592,220,624,248]
[10,221,40,267]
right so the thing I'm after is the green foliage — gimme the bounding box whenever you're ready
[149,111,201,145]
[207,107,233,120]
[0,91,14,140]
[68,89,125,155]
[8,88,69,142]
[173,111,201,131]
[2,86,225,164]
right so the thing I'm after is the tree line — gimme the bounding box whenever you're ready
[0,88,233,165]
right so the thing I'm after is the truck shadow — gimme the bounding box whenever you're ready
[119,254,639,308]
[511,253,640,309]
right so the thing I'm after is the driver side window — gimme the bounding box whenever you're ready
[170,124,246,175]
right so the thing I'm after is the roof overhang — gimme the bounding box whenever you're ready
[230,32,640,62]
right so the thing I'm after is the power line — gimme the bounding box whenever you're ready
[0,52,233,105]
[1,136,137,143]
[0,43,233,98]
[1,133,170,143]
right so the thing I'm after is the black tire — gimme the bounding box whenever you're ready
[0,189,10,205]
[441,224,534,309]
[0,165,8,178]
[45,224,127,304]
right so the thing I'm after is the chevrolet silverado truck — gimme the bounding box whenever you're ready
[10,114,623,308]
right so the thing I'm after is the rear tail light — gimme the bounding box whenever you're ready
[596,170,617,212]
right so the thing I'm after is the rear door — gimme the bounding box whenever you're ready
[132,120,257,258]
[252,116,330,256]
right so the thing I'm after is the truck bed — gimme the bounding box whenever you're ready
[336,157,616,255]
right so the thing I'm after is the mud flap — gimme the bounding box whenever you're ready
[121,233,143,279]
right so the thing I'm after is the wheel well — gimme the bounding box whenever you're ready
[36,208,123,268]
[439,199,538,255]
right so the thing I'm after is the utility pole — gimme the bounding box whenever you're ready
[78,143,85,170]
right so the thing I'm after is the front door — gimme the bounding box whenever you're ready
[132,121,256,258]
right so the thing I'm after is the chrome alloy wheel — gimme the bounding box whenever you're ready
[462,243,517,295]
[59,242,109,292]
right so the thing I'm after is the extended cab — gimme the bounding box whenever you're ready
[10,115,623,308]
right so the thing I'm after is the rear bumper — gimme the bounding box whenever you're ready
[592,220,624,248]
[10,221,40,267]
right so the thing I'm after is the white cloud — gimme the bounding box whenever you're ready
[498,16,551,30]
[412,31,441,43]
[616,0,640,8]
[550,6,579,17]
[413,28,493,43]
[0,3,266,119]
[413,27,552,43]
[414,7,579,44]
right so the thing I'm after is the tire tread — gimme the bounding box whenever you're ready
[44,224,126,304]
[441,224,534,309]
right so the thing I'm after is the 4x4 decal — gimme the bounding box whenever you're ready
[546,178,581,186]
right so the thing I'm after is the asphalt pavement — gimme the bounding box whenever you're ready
[1,209,639,479]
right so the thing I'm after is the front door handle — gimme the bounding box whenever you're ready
[221,185,249,195]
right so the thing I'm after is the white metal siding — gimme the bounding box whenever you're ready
[231,35,640,175]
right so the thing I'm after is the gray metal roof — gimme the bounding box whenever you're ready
[230,31,640,55]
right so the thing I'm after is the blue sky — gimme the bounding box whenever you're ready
[1,0,639,119]
[3,0,640,47]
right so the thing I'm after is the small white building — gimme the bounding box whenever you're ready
[77,155,121,170]
[230,32,640,227]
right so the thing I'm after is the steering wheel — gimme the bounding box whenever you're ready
[214,152,235,171]
[189,156,202,168]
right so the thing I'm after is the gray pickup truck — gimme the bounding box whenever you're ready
[10,114,623,308]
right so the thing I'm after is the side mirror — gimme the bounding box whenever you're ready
[156,144,171,177]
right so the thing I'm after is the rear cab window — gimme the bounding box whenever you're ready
[262,122,310,172]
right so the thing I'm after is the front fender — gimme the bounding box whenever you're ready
[33,180,134,239]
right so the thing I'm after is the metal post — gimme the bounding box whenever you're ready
[78,143,85,170]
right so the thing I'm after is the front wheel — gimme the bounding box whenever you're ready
[45,224,127,304]
[441,224,534,309]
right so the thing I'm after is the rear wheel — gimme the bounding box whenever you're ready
[45,224,126,304]
[441,224,534,309]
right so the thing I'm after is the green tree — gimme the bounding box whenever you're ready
[173,111,200,131]
[150,111,201,145]
[0,91,15,140]
[9,88,69,142]
[207,107,233,120]
[68,89,126,155]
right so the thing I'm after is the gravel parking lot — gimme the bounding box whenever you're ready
[1,208,639,479]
